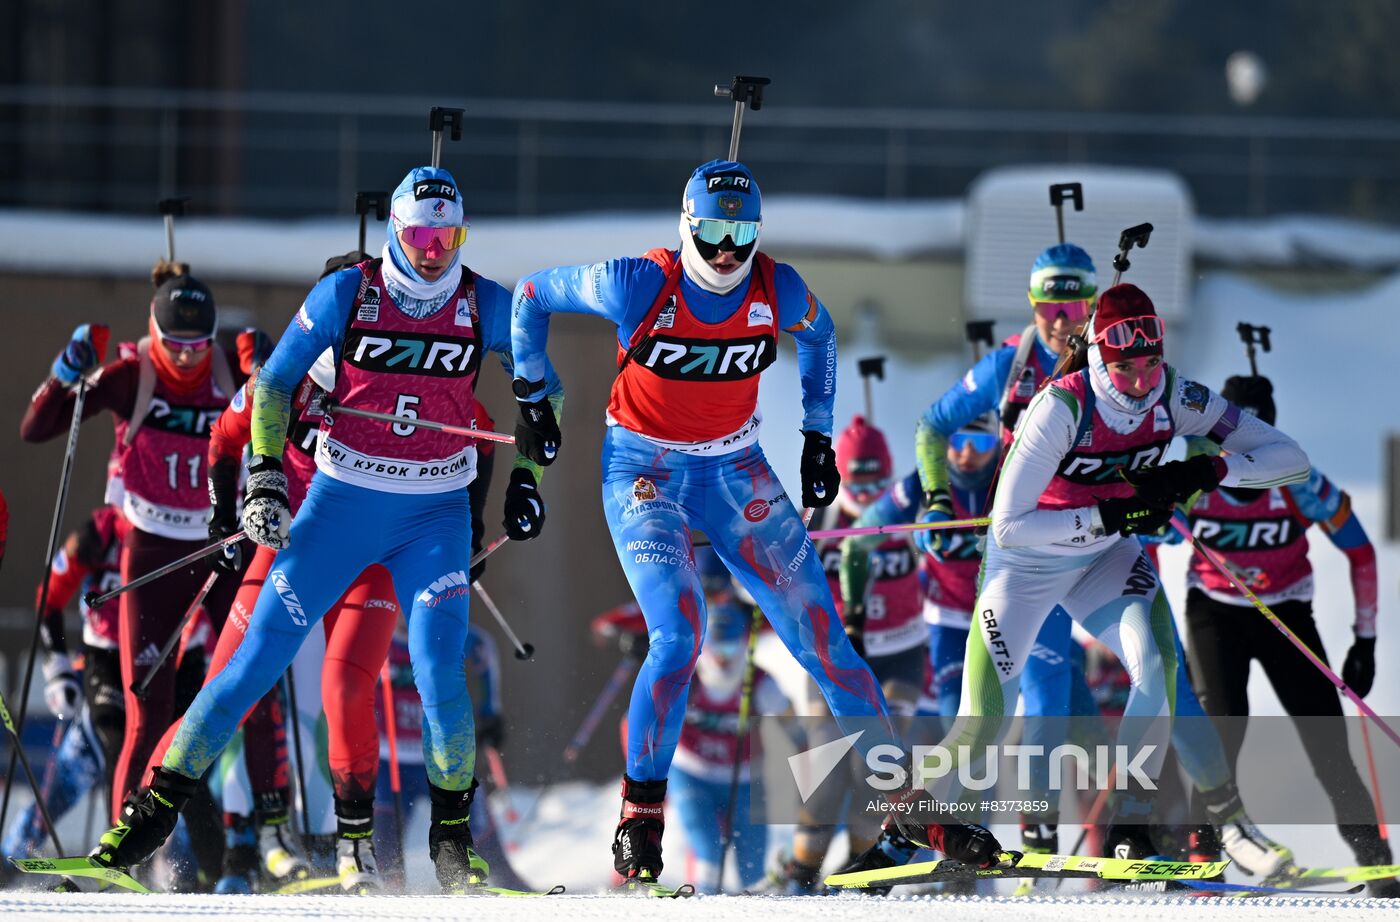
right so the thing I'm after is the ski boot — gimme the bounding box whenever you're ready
[1200,782,1294,879]
[1341,824,1399,898]
[766,851,824,895]
[255,791,312,885]
[839,819,1000,896]
[215,814,258,894]
[1020,816,1058,856]
[91,766,198,871]
[335,797,382,894]
[612,775,666,887]
[428,781,489,892]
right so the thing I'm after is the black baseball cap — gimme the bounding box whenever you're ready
[151,275,217,338]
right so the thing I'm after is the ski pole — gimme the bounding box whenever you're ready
[1062,766,1117,890]
[0,373,94,840]
[471,582,535,661]
[713,75,770,160]
[716,604,763,893]
[1048,182,1083,246]
[282,668,314,851]
[0,688,65,856]
[1172,518,1400,750]
[809,516,991,541]
[85,531,243,609]
[378,660,407,869]
[1235,322,1272,377]
[564,655,638,765]
[326,401,515,445]
[1358,706,1389,840]
[428,107,464,169]
[354,191,388,258]
[471,533,509,569]
[131,570,219,699]
[483,745,518,824]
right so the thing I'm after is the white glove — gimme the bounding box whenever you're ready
[242,455,291,549]
[43,653,81,720]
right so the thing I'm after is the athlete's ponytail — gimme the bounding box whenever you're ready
[150,259,191,289]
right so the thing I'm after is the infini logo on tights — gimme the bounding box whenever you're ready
[270,569,307,626]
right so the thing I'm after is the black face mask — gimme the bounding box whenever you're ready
[691,233,756,264]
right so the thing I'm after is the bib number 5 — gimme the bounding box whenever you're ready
[392,394,420,437]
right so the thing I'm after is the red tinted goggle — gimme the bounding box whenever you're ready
[397,224,468,250]
[1029,296,1092,324]
[159,332,213,352]
[1094,315,1165,349]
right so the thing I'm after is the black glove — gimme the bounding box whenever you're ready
[208,458,244,573]
[1097,497,1173,537]
[503,467,546,540]
[938,822,1002,867]
[470,538,487,584]
[1342,635,1376,698]
[476,713,505,751]
[513,389,560,466]
[844,603,867,660]
[800,430,840,508]
[1123,455,1224,507]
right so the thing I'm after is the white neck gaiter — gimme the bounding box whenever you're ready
[380,243,463,319]
[677,215,755,295]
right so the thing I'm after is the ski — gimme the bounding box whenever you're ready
[272,875,345,894]
[825,851,1230,890]
[443,882,567,897]
[1114,878,1364,897]
[1274,863,1400,886]
[10,856,150,893]
[617,878,696,898]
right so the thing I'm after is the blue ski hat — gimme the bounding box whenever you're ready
[387,165,466,283]
[1029,243,1097,303]
[683,159,762,222]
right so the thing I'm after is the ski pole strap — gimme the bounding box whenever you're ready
[808,516,990,541]
[132,569,219,699]
[1172,518,1400,751]
[326,401,516,445]
[86,530,245,609]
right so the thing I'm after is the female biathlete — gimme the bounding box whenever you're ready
[851,283,1310,872]
[509,159,999,883]
[88,164,559,894]
[21,264,249,824]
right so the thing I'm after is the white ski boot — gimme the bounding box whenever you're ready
[257,816,312,884]
[1220,815,1296,879]
[336,835,382,894]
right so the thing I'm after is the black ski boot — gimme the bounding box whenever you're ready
[612,775,666,883]
[428,781,489,892]
[1020,815,1058,856]
[91,766,198,870]
[1341,824,1400,898]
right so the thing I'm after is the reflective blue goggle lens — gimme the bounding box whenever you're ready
[687,215,760,247]
[950,432,998,453]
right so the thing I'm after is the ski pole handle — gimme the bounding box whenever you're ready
[1173,518,1400,752]
[563,655,637,764]
[132,569,219,699]
[328,402,515,445]
[809,516,991,541]
[86,531,244,609]
[472,581,534,661]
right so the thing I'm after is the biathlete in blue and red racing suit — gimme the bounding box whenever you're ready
[509,159,1001,883]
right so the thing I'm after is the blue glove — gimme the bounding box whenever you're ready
[915,489,954,558]
[52,323,110,386]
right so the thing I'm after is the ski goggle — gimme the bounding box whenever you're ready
[396,222,469,251]
[157,331,213,353]
[685,213,761,247]
[1028,295,1093,323]
[950,431,998,453]
[1094,315,1166,349]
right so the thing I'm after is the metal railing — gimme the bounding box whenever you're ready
[3,84,1400,219]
